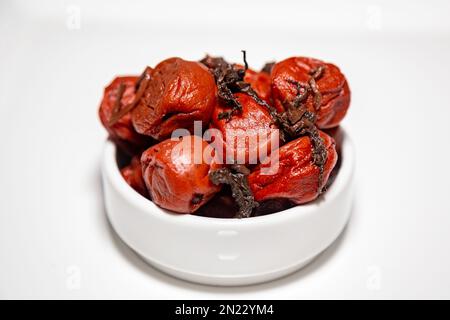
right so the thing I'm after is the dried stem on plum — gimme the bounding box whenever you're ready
[200,51,268,121]
[241,50,249,71]
[273,65,328,193]
[309,65,324,80]
[308,66,324,111]
[209,166,258,218]
[204,55,329,197]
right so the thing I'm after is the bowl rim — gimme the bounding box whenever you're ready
[102,127,354,227]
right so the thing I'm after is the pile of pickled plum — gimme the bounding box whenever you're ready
[99,52,350,218]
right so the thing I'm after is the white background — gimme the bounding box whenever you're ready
[1,0,450,299]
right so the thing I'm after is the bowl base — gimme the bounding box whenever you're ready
[102,129,354,287]
[139,252,317,286]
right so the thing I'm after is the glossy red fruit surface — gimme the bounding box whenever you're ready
[141,135,221,213]
[248,130,337,204]
[99,76,151,154]
[132,58,217,140]
[210,93,279,165]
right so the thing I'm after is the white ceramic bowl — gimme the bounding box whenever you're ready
[101,129,355,286]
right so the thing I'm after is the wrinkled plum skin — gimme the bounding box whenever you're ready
[98,76,152,154]
[120,156,148,198]
[141,136,221,213]
[210,93,279,165]
[248,131,337,204]
[132,58,217,140]
[99,55,351,217]
[271,57,350,129]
